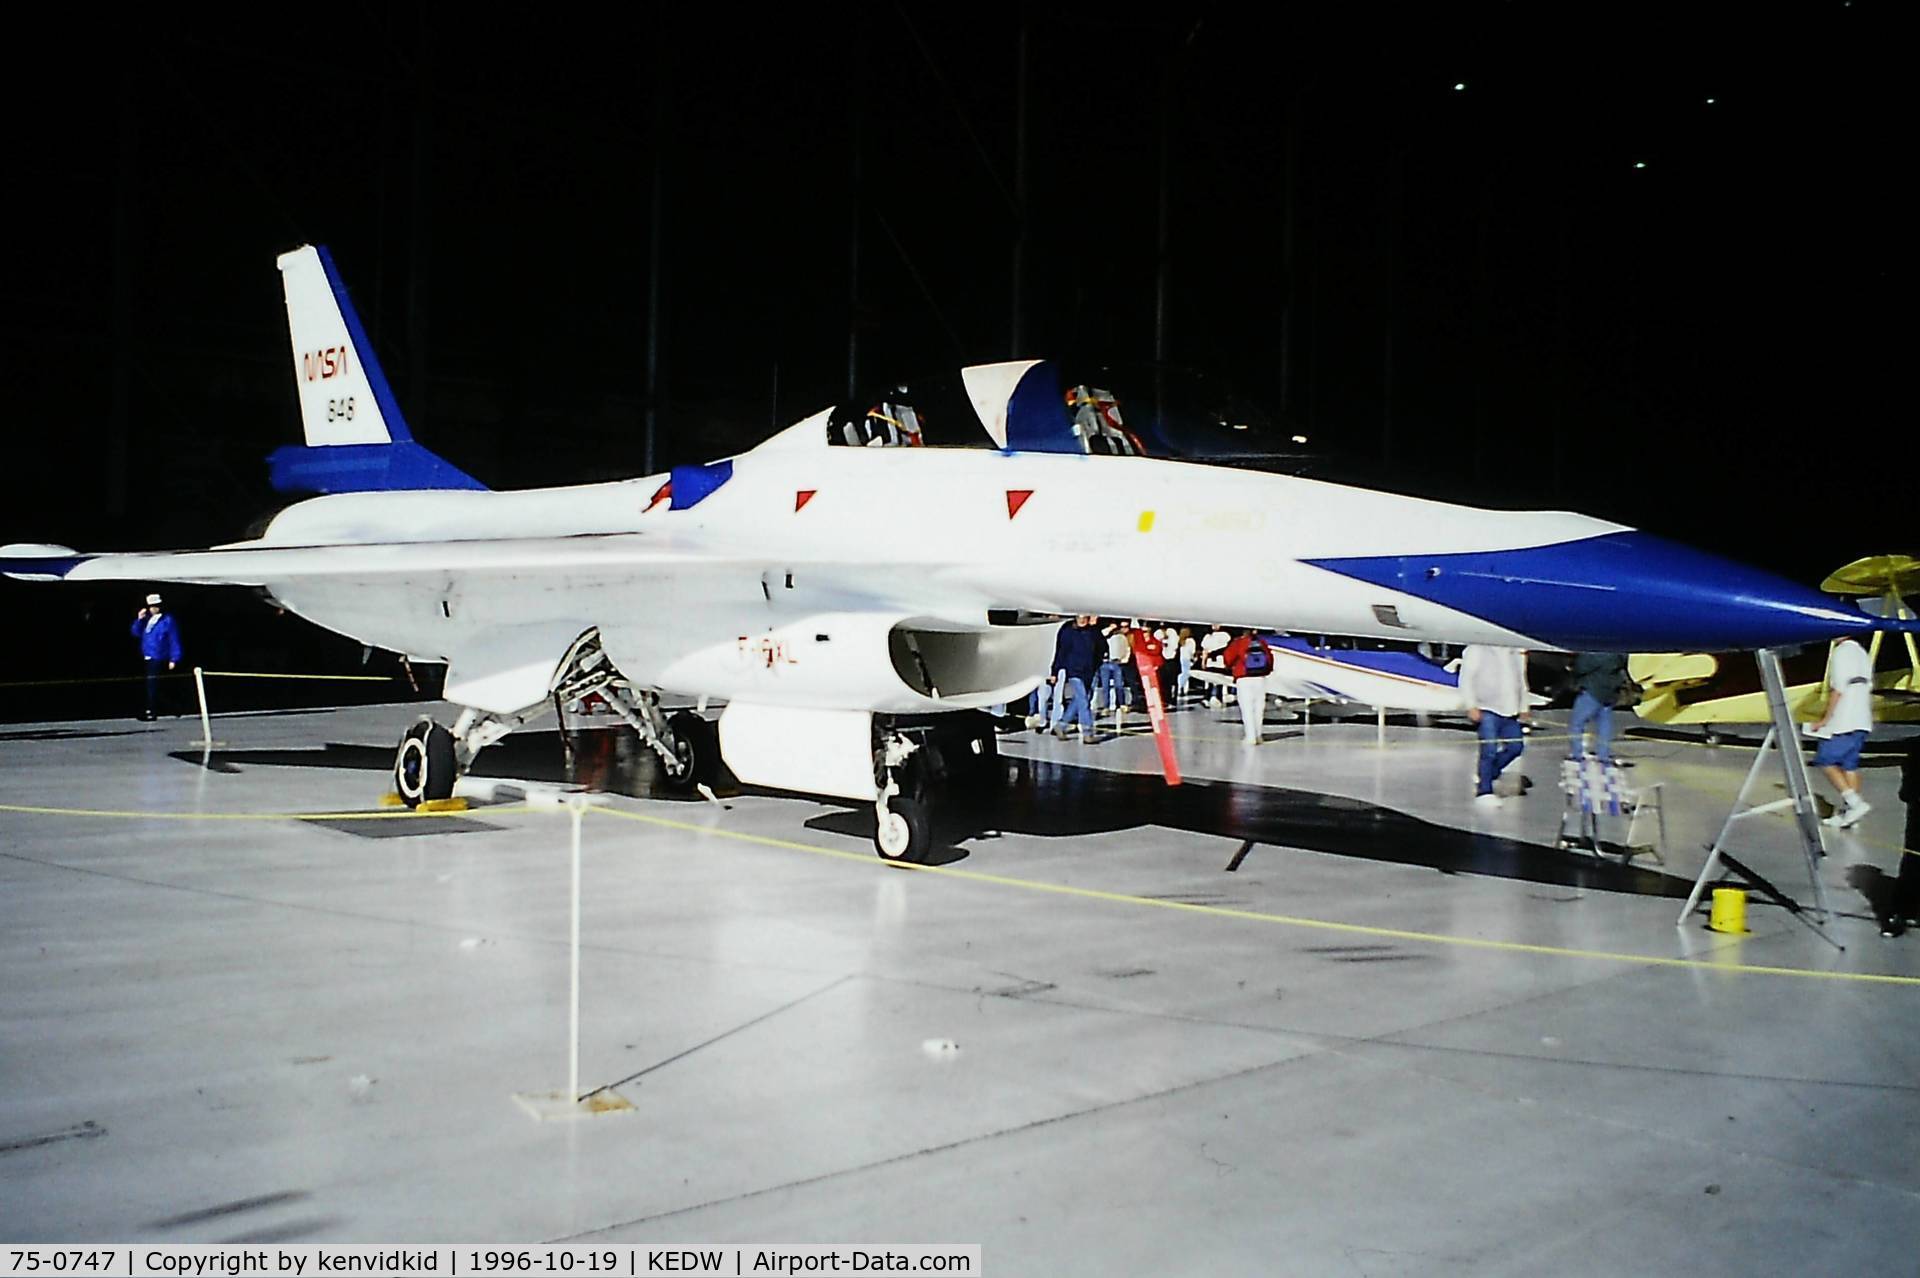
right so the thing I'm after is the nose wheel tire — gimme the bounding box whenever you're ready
[395,717,457,807]
[873,760,933,864]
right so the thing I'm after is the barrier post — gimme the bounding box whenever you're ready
[568,799,583,1104]
[510,795,633,1123]
[191,667,221,749]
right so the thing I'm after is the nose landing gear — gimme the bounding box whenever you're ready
[869,710,1001,864]
[874,754,932,864]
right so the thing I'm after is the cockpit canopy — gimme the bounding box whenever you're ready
[832,391,927,448]
[823,360,1316,472]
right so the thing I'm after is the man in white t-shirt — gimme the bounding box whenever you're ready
[1154,624,1180,705]
[1461,644,1530,807]
[1199,624,1232,707]
[1809,636,1875,828]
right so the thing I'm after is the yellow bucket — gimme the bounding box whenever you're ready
[1708,888,1749,935]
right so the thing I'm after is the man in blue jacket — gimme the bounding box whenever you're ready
[1048,614,1102,743]
[131,593,183,720]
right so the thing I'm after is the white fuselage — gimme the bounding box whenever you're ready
[246,444,1614,715]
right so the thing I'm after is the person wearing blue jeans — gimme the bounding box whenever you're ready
[1094,622,1130,714]
[1476,712,1526,797]
[1048,615,1104,742]
[1055,674,1094,738]
[1568,652,1630,764]
[1027,668,1066,729]
[1460,644,1530,807]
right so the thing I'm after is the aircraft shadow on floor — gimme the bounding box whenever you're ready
[172,730,1690,897]
[168,728,704,798]
[803,756,1695,899]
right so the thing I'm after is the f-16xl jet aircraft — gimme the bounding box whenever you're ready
[3,247,1905,863]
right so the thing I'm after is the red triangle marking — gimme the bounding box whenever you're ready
[795,490,816,512]
[1006,490,1033,519]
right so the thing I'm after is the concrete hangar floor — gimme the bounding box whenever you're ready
[1,698,1916,1272]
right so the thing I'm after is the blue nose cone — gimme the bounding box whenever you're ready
[1309,531,1884,652]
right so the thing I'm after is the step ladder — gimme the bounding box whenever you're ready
[1678,647,1837,947]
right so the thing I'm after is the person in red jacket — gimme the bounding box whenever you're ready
[1220,629,1274,746]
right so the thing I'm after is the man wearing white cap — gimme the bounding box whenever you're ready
[131,593,183,721]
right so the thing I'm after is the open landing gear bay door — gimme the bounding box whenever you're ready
[439,622,604,714]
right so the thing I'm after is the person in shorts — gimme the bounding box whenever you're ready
[1808,635,1874,828]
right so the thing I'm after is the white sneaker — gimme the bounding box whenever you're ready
[1473,793,1504,809]
[1834,799,1872,829]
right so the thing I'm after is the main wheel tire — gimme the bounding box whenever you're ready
[874,761,933,865]
[395,717,457,807]
[662,709,718,793]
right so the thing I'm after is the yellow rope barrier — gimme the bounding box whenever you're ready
[0,670,398,689]
[197,671,394,682]
[0,801,522,822]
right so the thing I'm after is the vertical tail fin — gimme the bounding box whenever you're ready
[267,245,486,493]
[280,244,407,447]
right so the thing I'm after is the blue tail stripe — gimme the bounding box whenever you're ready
[267,442,486,496]
[314,245,414,445]
[271,246,484,494]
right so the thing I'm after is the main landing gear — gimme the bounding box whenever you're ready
[389,628,719,808]
[393,706,529,806]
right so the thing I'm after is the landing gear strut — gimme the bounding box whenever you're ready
[389,629,718,809]
[874,731,932,865]
[551,628,716,791]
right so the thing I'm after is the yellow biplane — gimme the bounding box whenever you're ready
[1631,554,1920,736]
